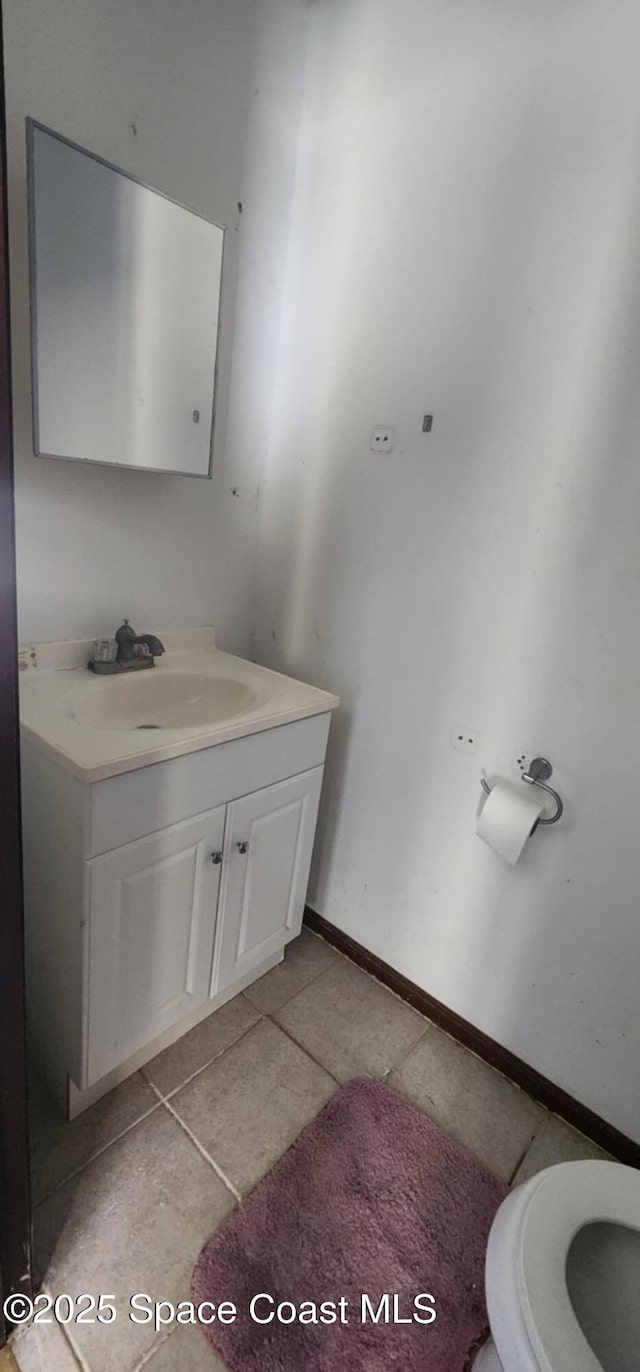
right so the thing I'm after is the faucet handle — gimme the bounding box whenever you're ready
[115,620,137,661]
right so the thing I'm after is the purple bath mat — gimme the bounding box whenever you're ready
[191,1077,507,1371]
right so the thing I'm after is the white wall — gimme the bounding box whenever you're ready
[9,0,640,1143]
[257,0,640,1141]
[4,0,309,649]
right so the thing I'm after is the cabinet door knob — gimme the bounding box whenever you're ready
[210,851,223,865]
[237,841,249,855]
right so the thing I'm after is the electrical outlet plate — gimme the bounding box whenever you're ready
[370,425,394,453]
[451,729,479,754]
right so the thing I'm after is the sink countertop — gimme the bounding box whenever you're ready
[19,627,339,783]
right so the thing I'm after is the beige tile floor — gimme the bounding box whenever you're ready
[14,929,610,1372]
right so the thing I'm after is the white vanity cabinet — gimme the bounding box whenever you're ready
[21,711,330,1117]
[87,805,227,1084]
[215,768,324,994]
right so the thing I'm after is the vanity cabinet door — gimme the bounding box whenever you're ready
[87,806,226,1084]
[213,767,324,996]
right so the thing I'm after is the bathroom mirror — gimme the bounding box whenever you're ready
[26,121,224,477]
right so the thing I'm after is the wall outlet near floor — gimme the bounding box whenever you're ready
[370,425,394,453]
[451,729,479,754]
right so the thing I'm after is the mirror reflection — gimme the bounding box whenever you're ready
[27,121,224,477]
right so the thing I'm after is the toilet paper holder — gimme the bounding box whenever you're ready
[481,757,564,827]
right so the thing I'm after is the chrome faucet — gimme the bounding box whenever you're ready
[88,620,165,675]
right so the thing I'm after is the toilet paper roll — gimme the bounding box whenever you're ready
[477,780,544,865]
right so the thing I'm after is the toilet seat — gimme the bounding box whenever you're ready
[515,1160,640,1372]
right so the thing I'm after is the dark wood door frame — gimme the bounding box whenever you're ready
[0,0,33,1342]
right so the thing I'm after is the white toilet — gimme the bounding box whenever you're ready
[474,1159,640,1371]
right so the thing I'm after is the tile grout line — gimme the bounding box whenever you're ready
[371,1014,543,1182]
[382,1020,433,1081]
[243,946,341,1017]
[267,961,340,1017]
[391,1008,552,1125]
[307,930,561,1137]
[265,1015,343,1088]
[33,958,335,1209]
[60,1323,92,1372]
[139,942,344,1101]
[142,1013,264,1102]
[269,1005,430,1091]
[37,946,347,1205]
[507,1114,550,1186]
[33,1100,164,1206]
[49,1297,92,1372]
[130,1324,174,1372]
[268,946,435,1083]
[33,1007,266,1204]
[146,1081,242,1204]
[424,1018,548,1101]
[12,1302,88,1372]
[306,931,438,1021]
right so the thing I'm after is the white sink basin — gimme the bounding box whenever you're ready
[65,671,257,731]
[19,629,340,782]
